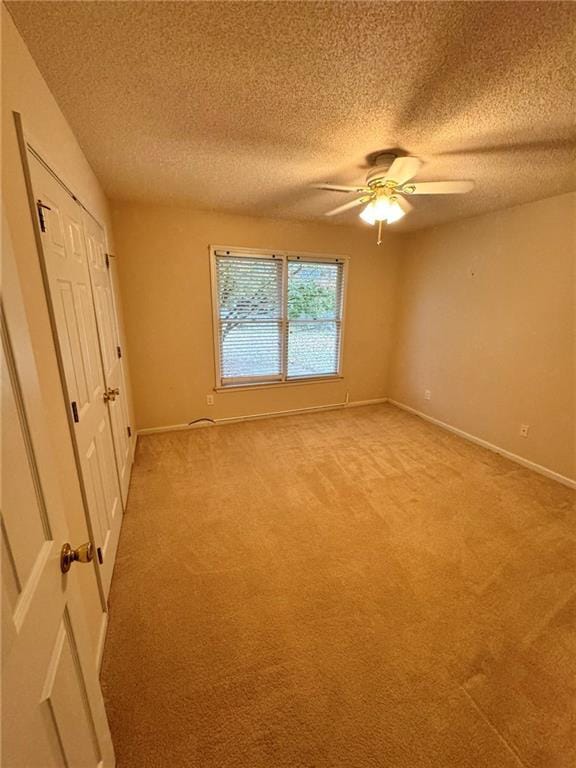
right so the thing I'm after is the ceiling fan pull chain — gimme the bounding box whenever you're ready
[377,219,383,246]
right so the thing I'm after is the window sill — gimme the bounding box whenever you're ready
[214,376,344,393]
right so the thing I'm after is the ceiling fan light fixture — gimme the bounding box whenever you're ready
[373,197,391,220]
[359,196,391,225]
[319,153,474,244]
[385,199,406,224]
[359,202,377,225]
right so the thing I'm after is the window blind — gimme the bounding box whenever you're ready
[213,250,346,386]
[215,255,283,384]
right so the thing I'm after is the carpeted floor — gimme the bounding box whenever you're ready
[101,404,575,768]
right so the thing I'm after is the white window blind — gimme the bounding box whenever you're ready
[216,255,283,385]
[213,249,346,387]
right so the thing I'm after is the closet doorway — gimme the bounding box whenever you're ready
[26,150,132,598]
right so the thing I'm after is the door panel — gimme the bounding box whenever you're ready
[75,281,102,399]
[84,214,132,504]
[42,613,102,767]
[1,219,114,766]
[83,421,121,595]
[2,355,50,594]
[28,155,122,598]
[57,279,91,411]
[108,368,131,487]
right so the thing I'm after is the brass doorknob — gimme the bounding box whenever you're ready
[103,387,120,403]
[61,542,94,574]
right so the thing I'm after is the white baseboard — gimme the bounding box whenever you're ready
[344,398,389,409]
[137,397,388,436]
[388,399,576,490]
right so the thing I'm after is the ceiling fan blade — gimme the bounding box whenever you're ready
[395,195,413,214]
[314,183,367,193]
[406,180,474,195]
[385,156,423,185]
[324,197,366,217]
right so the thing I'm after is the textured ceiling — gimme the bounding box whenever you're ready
[7,0,576,231]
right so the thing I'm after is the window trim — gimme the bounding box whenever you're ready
[209,245,349,390]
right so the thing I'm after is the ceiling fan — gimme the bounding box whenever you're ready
[313,152,474,244]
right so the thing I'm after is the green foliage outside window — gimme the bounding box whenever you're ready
[287,279,336,320]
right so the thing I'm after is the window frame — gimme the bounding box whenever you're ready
[209,245,349,390]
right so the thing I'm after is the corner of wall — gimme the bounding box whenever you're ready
[385,195,576,481]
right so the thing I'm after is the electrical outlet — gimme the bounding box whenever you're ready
[424,390,431,401]
[520,424,529,438]
[206,394,214,406]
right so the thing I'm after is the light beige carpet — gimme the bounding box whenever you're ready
[101,404,575,768]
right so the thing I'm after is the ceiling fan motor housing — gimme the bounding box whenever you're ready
[366,152,398,187]
[367,166,397,188]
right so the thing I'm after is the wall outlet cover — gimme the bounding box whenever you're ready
[206,394,214,406]
[520,424,529,437]
[424,390,431,400]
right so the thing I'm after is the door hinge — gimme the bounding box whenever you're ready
[117,345,122,359]
[105,253,110,269]
[36,200,51,233]
[71,401,79,423]
[127,426,132,438]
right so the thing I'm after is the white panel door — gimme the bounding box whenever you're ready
[28,155,122,598]
[83,213,131,505]
[1,220,115,767]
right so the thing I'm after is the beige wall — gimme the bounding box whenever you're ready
[111,195,575,483]
[389,193,576,481]
[1,6,127,655]
[111,202,400,430]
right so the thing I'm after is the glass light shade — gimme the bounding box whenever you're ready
[386,199,406,224]
[359,202,377,225]
[359,196,391,225]
[372,197,391,220]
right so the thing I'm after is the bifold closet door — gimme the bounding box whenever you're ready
[28,154,122,598]
[83,213,131,505]
[1,225,115,767]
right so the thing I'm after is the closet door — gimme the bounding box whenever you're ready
[83,213,131,505]
[28,154,122,599]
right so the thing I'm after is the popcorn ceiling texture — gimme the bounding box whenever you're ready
[8,1,576,231]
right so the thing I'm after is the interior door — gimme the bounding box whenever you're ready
[1,221,115,767]
[83,213,131,505]
[27,154,122,598]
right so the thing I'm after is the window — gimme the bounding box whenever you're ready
[211,247,347,387]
